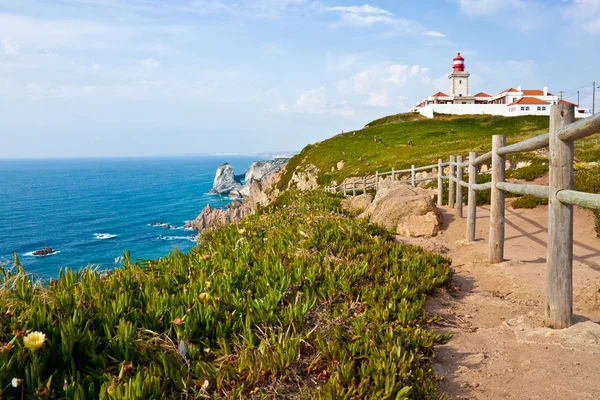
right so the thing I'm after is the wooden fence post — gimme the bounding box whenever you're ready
[546,104,575,329]
[362,176,366,194]
[456,156,464,217]
[411,165,416,187]
[437,159,443,206]
[375,171,379,192]
[343,180,347,197]
[466,152,478,241]
[352,181,356,196]
[449,156,455,208]
[489,135,506,264]
[392,167,395,181]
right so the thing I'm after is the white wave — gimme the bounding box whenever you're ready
[94,233,118,240]
[24,250,61,257]
[149,222,170,228]
[158,235,197,242]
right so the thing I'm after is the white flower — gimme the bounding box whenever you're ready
[201,379,209,390]
[11,378,21,388]
[23,331,46,351]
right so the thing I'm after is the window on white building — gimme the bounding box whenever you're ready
[521,107,525,111]
[537,107,541,111]
[526,107,530,111]
[542,107,546,111]
[459,80,462,84]
[513,98,517,102]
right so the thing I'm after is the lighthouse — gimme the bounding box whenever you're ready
[449,52,470,97]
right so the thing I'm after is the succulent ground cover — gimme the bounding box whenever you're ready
[0,190,453,399]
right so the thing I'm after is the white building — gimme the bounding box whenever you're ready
[411,53,592,119]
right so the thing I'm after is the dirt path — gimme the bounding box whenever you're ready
[411,200,600,399]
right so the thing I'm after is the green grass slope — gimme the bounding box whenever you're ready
[1,191,453,399]
[279,113,550,188]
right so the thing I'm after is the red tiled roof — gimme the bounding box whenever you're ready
[522,89,544,96]
[559,99,577,106]
[500,88,520,94]
[507,97,551,106]
[430,91,449,97]
[474,92,491,97]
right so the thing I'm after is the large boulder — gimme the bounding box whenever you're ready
[209,163,243,194]
[360,181,441,237]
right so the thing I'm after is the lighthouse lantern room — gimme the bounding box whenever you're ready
[449,52,470,98]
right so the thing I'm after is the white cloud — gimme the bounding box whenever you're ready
[325,5,392,16]
[295,87,325,113]
[137,58,162,69]
[458,0,526,16]
[279,87,326,113]
[364,91,389,107]
[323,4,397,26]
[336,62,434,110]
[424,30,446,37]
[2,38,19,55]
[565,0,600,33]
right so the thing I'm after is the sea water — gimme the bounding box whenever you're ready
[0,156,256,278]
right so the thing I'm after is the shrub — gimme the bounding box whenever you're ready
[511,195,548,209]
[0,190,453,399]
[506,162,548,181]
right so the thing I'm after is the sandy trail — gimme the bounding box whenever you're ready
[411,200,600,399]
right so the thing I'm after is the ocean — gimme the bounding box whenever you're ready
[0,156,257,278]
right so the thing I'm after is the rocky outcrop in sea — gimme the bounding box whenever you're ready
[210,158,289,198]
[186,157,289,232]
[209,163,244,195]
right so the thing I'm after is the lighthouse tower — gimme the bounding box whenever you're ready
[449,52,470,98]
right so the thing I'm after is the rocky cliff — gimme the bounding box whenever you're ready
[209,163,243,195]
[188,157,288,232]
[209,158,289,197]
[186,169,283,232]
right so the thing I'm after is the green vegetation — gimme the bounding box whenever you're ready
[506,162,548,181]
[279,114,550,189]
[0,190,453,399]
[574,166,600,237]
[511,195,548,209]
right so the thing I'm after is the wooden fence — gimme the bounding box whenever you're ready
[325,104,600,329]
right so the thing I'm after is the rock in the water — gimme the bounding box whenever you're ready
[244,158,289,185]
[185,203,251,232]
[32,247,56,256]
[209,163,243,195]
[186,170,283,232]
[360,181,441,238]
[341,194,373,212]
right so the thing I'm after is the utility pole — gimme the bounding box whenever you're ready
[577,90,580,107]
[559,91,563,100]
[593,81,596,115]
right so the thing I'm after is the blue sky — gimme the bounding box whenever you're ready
[0,0,599,158]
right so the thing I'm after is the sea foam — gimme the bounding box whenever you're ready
[94,233,119,240]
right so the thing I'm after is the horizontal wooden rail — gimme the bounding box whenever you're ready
[496,182,549,198]
[471,182,492,191]
[415,177,436,183]
[497,133,549,156]
[413,164,438,172]
[556,190,600,210]
[458,180,469,188]
[557,112,600,141]
[471,151,492,167]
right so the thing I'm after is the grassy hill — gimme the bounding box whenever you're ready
[279,113,552,188]
[0,191,452,399]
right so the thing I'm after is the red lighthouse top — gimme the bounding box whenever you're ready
[453,52,465,72]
